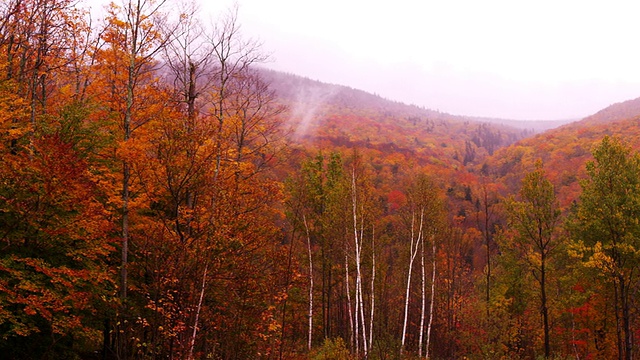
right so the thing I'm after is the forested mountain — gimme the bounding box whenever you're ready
[469,116,574,132]
[262,69,537,180]
[578,96,640,126]
[483,98,640,206]
[3,1,640,359]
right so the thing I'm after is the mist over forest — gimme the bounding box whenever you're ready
[3,1,640,359]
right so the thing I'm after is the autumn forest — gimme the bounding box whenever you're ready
[3,1,640,359]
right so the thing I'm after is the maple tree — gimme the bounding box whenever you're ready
[0,1,115,357]
[0,121,115,358]
[6,1,640,359]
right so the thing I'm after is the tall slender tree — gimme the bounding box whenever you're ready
[505,161,561,358]
[474,179,499,319]
[401,172,445,356]
[99,0,170,302]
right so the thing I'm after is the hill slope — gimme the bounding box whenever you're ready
[262,70,534,170]
[264,69,640,209]
[482,96,640,207]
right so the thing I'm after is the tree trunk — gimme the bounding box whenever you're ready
[322,244,328,339]
[121,1,137,301]
[621,277,631,360]
[426,238,436,360]
[351,166,368,357]
[121,162,130,300]
[187,264,207,360]
[419,237,426,358]
[278,227,297,360]
[615,280,623,360]
[345,253,354,351]
[303,215,313,351]
[541,256,550,358]
[369,227,375,352]
[401,209,424,354]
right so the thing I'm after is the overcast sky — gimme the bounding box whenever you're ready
[200,0,640,120]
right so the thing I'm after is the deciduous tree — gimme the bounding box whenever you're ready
[568,136,640,360]
[505,161,562,358]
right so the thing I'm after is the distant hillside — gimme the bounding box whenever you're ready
[261,69,534,170]
[481,96,640,207]
[261,69,640,207]
[577,96,640,126]
[469,117,575,132]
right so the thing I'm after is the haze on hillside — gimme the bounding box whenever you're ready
[201,0,640,121]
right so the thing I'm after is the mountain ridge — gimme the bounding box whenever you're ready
[481,95,640,208]
[261,68,585,133]
[264,67,640,208]
[261,69,534,169]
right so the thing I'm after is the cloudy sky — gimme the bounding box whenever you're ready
[200,0,640,120]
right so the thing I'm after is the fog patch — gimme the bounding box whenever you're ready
[287,83,340,138]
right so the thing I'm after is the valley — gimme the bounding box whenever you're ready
[3,1,640,358]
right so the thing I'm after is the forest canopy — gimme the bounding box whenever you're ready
[1,1,640,359]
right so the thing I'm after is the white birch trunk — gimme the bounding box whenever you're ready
[419,234,426,358]
[357,266,367,357]
[351,165,368,357]
[357,211,368,357]
[187,264,207,360]
[354,262,359,358]
[401,209,424,354]
[426,237,436,360]
[355,268,362,357]
[345,253,354,351]
[369,226,375,352]
[352,170,360,357]
[303,215,313,350]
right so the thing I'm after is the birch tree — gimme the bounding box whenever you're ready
[369,226,376,353]
[303,214,314,350]
[419,231,439,358]
[348,150,374,358]
[426,234,437,359]
[419,230,427,357]
[401,205,423,354]
[401,172,445,356]
[285,152,349,350]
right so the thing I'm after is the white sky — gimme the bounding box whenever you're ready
[198,0,640,120]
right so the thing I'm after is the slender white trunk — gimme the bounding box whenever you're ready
[354,263,361,357]
[187,264,208,360]
[354,283,359,357]
[357,266,367,357]
[419,235,426,358]
[351,165,368,357]
[357,218,368,356]
[401,209,424,353]
[303,215,313,350]
[426,238,436,360]
[346,253,354,350]
[369,227,375,351]
[353,205,359,356]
